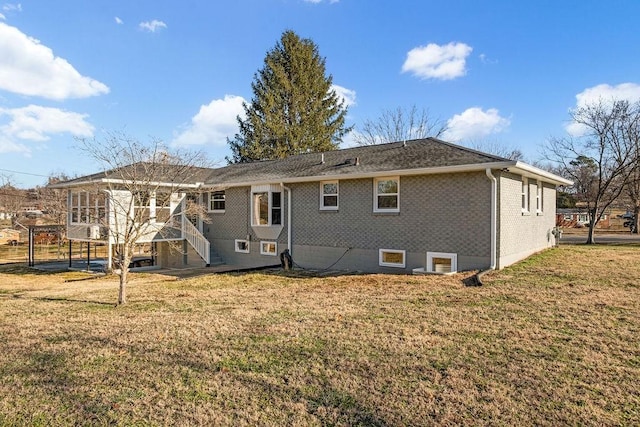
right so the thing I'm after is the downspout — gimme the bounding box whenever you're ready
[281,183,292,254]
[485,168,497,270]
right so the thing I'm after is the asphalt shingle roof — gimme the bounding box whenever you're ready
[204,138,510,185]
[52,138,514,188]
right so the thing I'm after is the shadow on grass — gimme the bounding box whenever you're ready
[0,293,115,306]
[0,263,55,275]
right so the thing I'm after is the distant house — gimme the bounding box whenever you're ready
[52,138,571,273]
[556,208,610,228]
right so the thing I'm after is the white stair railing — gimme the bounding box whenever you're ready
[182,215,210,265]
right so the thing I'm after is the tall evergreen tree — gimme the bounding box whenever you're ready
[227,30,351,163]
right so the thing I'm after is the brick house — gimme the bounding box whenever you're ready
[555,208,611,229]
[52,138,571,273]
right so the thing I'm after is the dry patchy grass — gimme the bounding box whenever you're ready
[0,246,639,426]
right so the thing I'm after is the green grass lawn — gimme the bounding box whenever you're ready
[0,245,638,426]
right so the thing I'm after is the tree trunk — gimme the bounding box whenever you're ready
[586,222,596,244]
[634,204,640,234]
[118,268,127,305]
[118,245,130,305]
[586,206,597,244]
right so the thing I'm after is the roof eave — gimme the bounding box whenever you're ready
[49,178,204,189]
[204,161,518,188]
[511,162,573,186]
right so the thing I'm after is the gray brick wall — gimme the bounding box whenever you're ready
[204,172,494,272]
[497,173,556,268]
[289,172,491,256]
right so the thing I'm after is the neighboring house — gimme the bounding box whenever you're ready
[556,208,610,228]
[0,210,15,221]
[52,138,571,274]
[0,228,20,245]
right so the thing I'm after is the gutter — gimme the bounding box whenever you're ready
[485,168,497,270]
[281,183,292,254]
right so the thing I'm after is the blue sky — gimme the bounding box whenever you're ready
[2,1,640,188]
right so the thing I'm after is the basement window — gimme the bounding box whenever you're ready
[260,241,277,256]
[235,239,250,254]
[379,249,406,268]
[426,252,457,274]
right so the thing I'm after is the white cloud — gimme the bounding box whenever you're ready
[0,22,110,100]
[0,13,4,20]
[566,83,640,136]
[2,3,21,12]
[0,135,29,154]
[115,16,123,25]
[139,20,167,33]
[0,105,94,141]
[172,95,246,147]
[442,107,510,142]
[331,84,356,107]
[340,129,360,148]
[0,105,94,154]
[402,42,472,80]
[574,83,640,109]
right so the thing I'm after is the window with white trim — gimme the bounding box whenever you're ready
[133,191,151,222]
[536,180,543,214]
[521,177,529,213]
[252,190,282,225]
[154,192,171,223]
[70,191,106,224]
[210,191,225,212]
[235,239,250,253]
[260,241,277,256]
[427,252,457,274]
[374,177,399,213]
[379,249,406,268]
[320,181,338,210]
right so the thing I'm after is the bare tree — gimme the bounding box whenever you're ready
[624,119,640,233]
[34,173,72,227]
[77,133,211,305]
[354,105,447,145]
[0,174,27,226]
[465,138,525,161]
[545,99,639,243]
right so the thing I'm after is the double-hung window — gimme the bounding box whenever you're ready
[320,181,338,210]
[210,191,225,212]
[521,177,529,214]
[374,177,399,213]
[536,180,543,214]
[252,190,282,226]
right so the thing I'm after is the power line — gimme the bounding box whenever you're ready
[0,168,50,177]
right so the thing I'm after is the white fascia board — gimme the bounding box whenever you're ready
[511,162,573,186]
[202,161,518,189]
[100,179,204,188]
[51,178,203,189]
